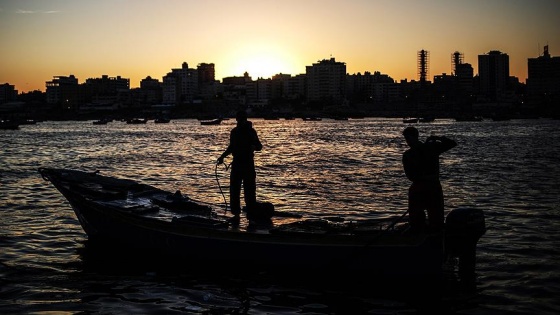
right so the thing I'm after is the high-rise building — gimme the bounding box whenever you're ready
[418,50,429,84]
[162,62,198,105]
[452,52,473,94]
[197,63,217,100]
[197,63,215,85]
[527,45,560,110]
[478,50,510,100]
[455,63,474,94]
[46,75,79,105]
[452,51,464,74]
[306,58,346,103]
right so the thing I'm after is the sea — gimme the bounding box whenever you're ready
[1,117,559,314]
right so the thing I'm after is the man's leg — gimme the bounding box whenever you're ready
[229,170,242,215]
[408,183,426,232]
[243,174,257,210]
[426,182,445,231]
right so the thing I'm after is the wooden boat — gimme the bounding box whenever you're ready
[38,168,485,279]
[199,118,222,125]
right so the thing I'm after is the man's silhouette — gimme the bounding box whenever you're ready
[217,110,262,220]
[402,127,456,232]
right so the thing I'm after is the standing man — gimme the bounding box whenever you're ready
[217,110,263,220]
[402,126,457,233]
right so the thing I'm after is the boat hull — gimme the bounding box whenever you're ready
[39,168,453,278]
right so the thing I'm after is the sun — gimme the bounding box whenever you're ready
[224,43,300,79]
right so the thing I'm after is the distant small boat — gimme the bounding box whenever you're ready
[126,118,148,124]
[332,116,349,121]
[19,119,37,125]
[200,118,222,125]
[403,117,419,123]
[0,120,19,130]
[154,117,171,124]
[419,116,435,123]
[93,119,109,125]
[302,117,322,121]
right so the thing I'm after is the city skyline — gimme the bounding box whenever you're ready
[1,0,559,93]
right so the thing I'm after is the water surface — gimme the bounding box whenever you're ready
[1,118,559,314]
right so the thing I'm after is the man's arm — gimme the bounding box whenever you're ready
[426,136,457,153]
[252,130,263,152]
[217,132,234,164]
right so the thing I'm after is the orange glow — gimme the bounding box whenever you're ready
[223,43,303,79]
[0,1,558,92]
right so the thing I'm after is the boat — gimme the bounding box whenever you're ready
[38,168,485,279]
[403,117,419,123]
[92,118,109,125]
[126,118,148,124]
[154,117,171,124]
[419,116,435,123]
[332,115,349,120]
[302,117,322,121]
[199,118,222,125]
[1,120,19,130]
[18,119,38,125]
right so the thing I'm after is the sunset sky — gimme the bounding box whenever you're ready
[1,0,559,93]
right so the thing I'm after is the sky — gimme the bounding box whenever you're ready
[1,0,559,93]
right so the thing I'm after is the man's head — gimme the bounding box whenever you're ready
[236,110,248,123]
[403,126,419,146]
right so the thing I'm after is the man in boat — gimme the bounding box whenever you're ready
[217,110,263,220]
[402,126,457,233]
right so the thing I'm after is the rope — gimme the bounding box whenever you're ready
[215,162,231,214]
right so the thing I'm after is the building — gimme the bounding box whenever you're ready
[197,63,217,100]
[83,75,130,108]
[478,50,510,101]
[418,50,430,85]
[284,74,307,101]
[306,58,346,104]
[45,75,79,106]
[451,51,474,94]
[137,76,162,105]
[0,83,18,104]
[162,62,199,105]
[222,72,252,86]
[346,71,395,103]
[85,75,129,94]
[527,45,560,112]
[455,63,474,94]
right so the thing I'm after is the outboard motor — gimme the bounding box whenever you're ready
[445,208,486,280]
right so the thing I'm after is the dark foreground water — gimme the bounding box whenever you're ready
[1,118,559,314]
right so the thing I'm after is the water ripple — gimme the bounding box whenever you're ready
[1,118,559,314]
